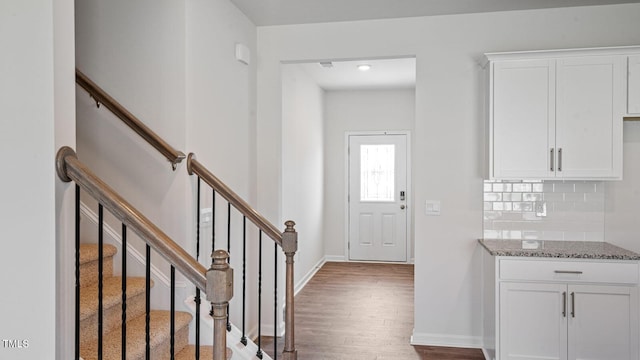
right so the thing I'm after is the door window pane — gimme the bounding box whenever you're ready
[360,144,395,202]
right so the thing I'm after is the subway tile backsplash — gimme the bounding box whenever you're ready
[483,180,604,241]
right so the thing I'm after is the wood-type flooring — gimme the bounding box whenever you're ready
[260,261,485,359]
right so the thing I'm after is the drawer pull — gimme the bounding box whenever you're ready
[554,270,583,275]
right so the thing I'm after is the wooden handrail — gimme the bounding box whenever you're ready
[186,153,283,246]
[56,146,207,291]
[75,69,186,170]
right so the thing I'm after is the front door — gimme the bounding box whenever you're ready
[348,133,408,262]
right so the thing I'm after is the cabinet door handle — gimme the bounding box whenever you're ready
[558,148,563,172]
[571,292,575,318]
[554,270,583,274]
[550,148,555,171]
[562,291,567,317]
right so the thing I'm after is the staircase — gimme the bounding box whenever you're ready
[78,243,230,359]
[64,70,298,360]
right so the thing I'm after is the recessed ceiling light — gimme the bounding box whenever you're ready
[357,64,372,71]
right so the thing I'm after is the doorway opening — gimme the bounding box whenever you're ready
[281,56,416,270]
[347,132,411,262]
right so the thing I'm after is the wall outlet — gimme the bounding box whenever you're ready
[201,208,213,224]
[535,201,547,217]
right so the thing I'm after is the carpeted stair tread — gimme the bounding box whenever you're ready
[80,244,117,265]
[80,276,149,320]
[80,310,192,360]
[79,244,118,286]
[175,345,233,360]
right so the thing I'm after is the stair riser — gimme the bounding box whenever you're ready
[80,256,115,287]
[80,292,146,348]
[149,325,189,360]
[81,322,189,360]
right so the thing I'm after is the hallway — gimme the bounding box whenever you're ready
[263,262,485,359]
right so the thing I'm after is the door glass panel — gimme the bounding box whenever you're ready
[360,144,395,202]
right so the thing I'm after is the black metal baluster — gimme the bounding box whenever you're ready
[75,185,80,360]
[226,202,231,332]
[256,230,263,359]
[210,191,216,317]
[195,177,201,360]
[209,188,216,317]
[98,205,104,360]
[227,203,231,254]
[241,216,247,345]
[212,190,216,251]
[121,225,127,360]
[170,266,175,360]
[145,244,151,360]
[196,178,201,261]
[195,288,200,360]
[274,243,278,360]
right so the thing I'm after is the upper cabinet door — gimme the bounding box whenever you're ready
[555,56,623,179]
[629,55,640,115]
[492,59,555,179]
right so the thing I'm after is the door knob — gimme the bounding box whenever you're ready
[400,205,405,209]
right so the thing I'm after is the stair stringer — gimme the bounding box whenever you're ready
[79,202,190,312]
[184,296,272,360]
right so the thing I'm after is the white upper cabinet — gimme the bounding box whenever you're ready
[629,55,640,115]
[555,56,624,179]
[486,47,634,180]
[492,59,555,179]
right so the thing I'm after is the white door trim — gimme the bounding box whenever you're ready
[344,130,412,263]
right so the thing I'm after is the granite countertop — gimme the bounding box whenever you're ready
[479,239,640,260]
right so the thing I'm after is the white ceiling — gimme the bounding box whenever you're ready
[253,0,636,90]
[230,0,638,26]
[293,58,416,91]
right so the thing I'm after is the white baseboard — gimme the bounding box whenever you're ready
[260,321,286,337]
[410,331,484,349]
[324,255,346,262]
[482,348,495,360]
[294,256,325,296]
[184,296,273,360]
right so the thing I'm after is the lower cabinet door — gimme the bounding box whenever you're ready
[500,282,568,360]
[568,285,638,360]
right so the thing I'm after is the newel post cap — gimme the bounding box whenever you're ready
[282,220,298,254]
[206,250,233,304]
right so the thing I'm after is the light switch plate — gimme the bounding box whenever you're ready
[425,200,441,216]
[201,208,213,224]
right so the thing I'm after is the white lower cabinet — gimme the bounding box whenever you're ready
[568,285,637,360]
[495,259,639,360]
[500,282,567,360]
[500,283,638,360]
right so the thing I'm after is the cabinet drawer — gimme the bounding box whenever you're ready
[499,259,639,284]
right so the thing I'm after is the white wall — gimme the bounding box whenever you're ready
[75,0,188,243]
[76,0,263,339]
[0,0,75,359]
[323,89,415,259]
[281,64,326,290]
[186,0,260,336]
[605,122,640,253]
[257,4,640,347]
[75,0,192,318]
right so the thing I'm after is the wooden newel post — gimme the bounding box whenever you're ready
[206,250,234,360]
[282,220,298,360]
